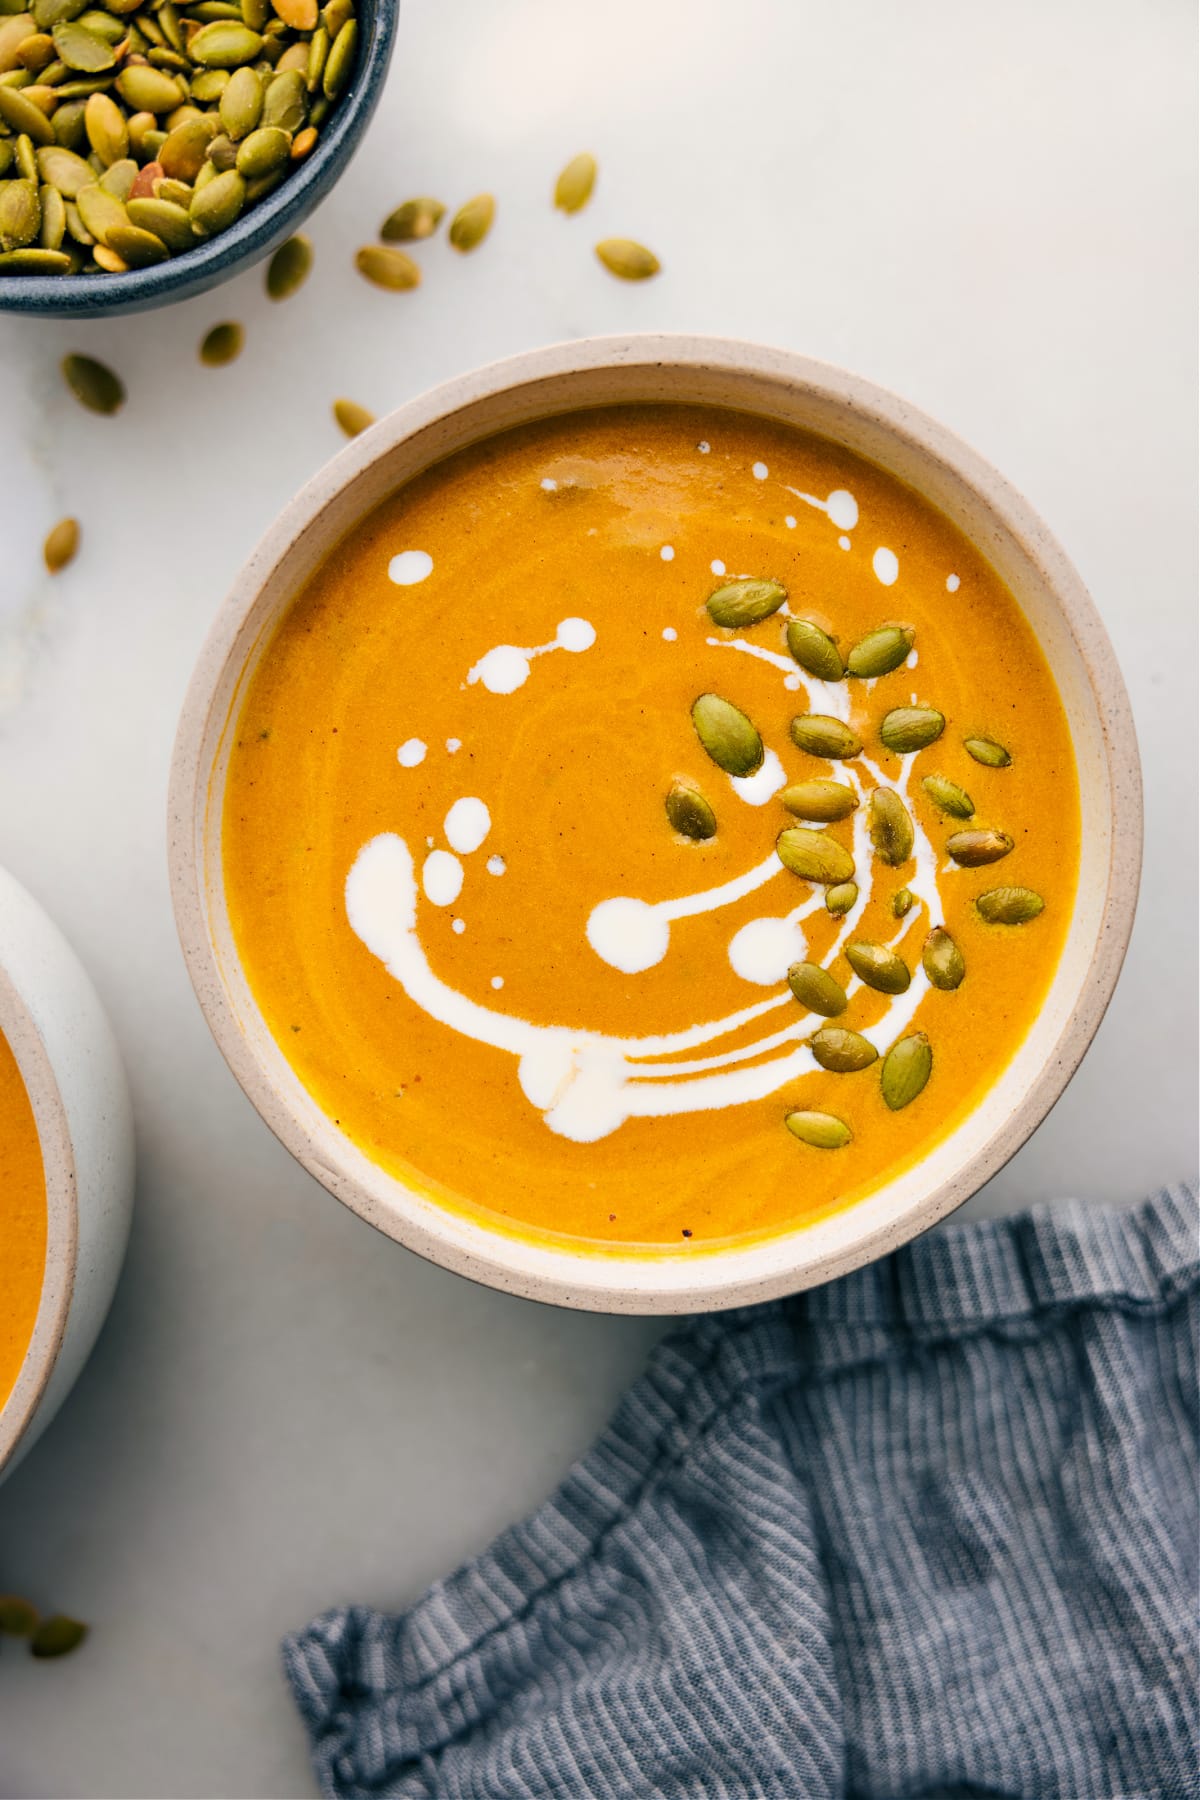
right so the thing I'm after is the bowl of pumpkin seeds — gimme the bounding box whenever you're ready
[0,0,396,313]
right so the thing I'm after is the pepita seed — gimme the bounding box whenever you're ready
[29,1615,88,1659]
[0,79,53,137]
[83,88,126,161]
[37,174,63,241]
[825,881,858,917]
[104,219,166,262]
[778,779,858,822]
[880,1032,932,1110]
[355,242,419,289]
[265,226,308,295]
[789,713,862,760]
[74,177,125,239]
[846,624,913,679]
[786,961,847,1018]
[50,94,85,145]
[892,887,914,918]
[595,235,658,279]
[199,317,242,363]
[97,154,135,199]
[188,163,242,231]
[14,130,37,181]
[554,149,595,213]
[665,781,716,841]
[332,395,372,437]
[42,513,78,570]
[90,240,125,268]
[289,122,314,157]
[51,18,113,69]
[785,1109,852,1149]
[691,691,763,777]
[775,826,855,886]
[964,735,1012,768]
[0,1595,39,1636]
[125,192,193,246]
[115,63,184,111]
[880,705,945,753]
[380,194,443,241]
[706,577,787,629]
[845,940,910,995]
[868,787,914,866]
[206,131,238,170]
[0,15,38,73]
[159,113,213,177]
[448,190,494,252]
[811,1026,877,1073]
[302,21,325,89]
[270,0,315,26]
[234,120,287,174]
[975,886,1044,924]
[922,926,965,990]
[319,12,351,95]
[0,176,40,246]
[785,617,843,681]
[0,242,68,266]
[61,349,123,411]
[947,828,1013,867]
[189,19,263,63]
[921,773,974,819]
[260,65,303,127]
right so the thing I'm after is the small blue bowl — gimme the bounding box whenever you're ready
[0,0,397,318]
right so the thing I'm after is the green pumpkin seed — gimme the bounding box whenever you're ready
[922,926,964,990]
[199,317,242,363]
[947,828,1013,866]
[234,121,288,175]
[17,29,53,68]
[82,88,126,161]
[189,65,229,100]
[846,624,913,678]
[845,940,910,995]
[61,349,123,411]
[825,881,858,917]
[42,513,78,570]
[975,886,1044,924]
[595,234,659,279]
[0,144,12,179]
[0,1595,39,1636]
[265,227,309,296]
[62,196,90,239]
[868,787,913,866]
[76,10,126,42]
[303,22,326,90]
[776,826,855,886]
[189,19,263,63]
[921,773,973,819]
[206,131,238,171]
[880,1032,932,1110]
[892,887,914,918]
[665,781,716,841]
[14,131,36,182]
[380,194,443,241]
[0,174,40,245]
[97,154,135,199]
[125,193,193,247]
[320,13,352,96]
[811,1026,877,1073]
[153,177,193,208]
[104,219,166,263]
[789,713,862,760]
[29,1615,88,1659]
[37,174,63,242]
[448,190,494,252]
[189,164,243,232]
[321,0,351,33]
[51,95,85,146]
[159,113,214,178]
[785,1109,852,1149]
[786,961,847,1017]
[785,617,843,681]
[0,16,37,72]
[355,242,419,289]
[880,706,945,753]
[554,149,595,213]
[51,18,112,68]
[778,779,858,822]
[32,0,85,25]
[691,692,763,777]
[0,80,53,138]
[74,177,125,239]
[273,37,307,70]
[241,0,268,25]
[261,65,304,128]
[332,395,372,437]
[964,735,1011,768]
[0,242,68,267]
[706,577,787,629]
[115,62,183,111]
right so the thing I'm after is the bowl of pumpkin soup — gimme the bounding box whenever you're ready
[169,337,1140,1313]
[0,866,134,1479]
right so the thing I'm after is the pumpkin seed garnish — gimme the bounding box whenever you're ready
[199,318,243,365]
[947,828,1013,866]
[964,735,1012,768]
[29,1615,88,1659]
[789,714,862,760]
[785,617,843,681]
[554,149,596,214]
[922,926,965,989]
[785,1109,852,1149]
[706,577,787,629]
[265,229,310,298]
[892,887,914,918]
[332,396,373,437]
[976,886,1044,924]
[825,881,858,917]
[665,781,716,841]
[922,773,974,819]
[778,779,858,822]
[880,1032,932,1110]
[776,826,855,886]
[880,706,945,753]
[811,1026,877,1073]
[61,350,123,412]
[354,242,419,290]
[691,692,763,777]
[381,195,444,241]
[448,191,494,252]
[868,787,914,866]
[42,514,78,571]
[846,940,910,995]
[595,235,659,279]
[787,961,847,1017]
[846,624,913,679]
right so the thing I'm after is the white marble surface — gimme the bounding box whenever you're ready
[0,2,1195,1793]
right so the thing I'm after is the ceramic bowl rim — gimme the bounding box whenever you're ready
[168,334,1142,1314]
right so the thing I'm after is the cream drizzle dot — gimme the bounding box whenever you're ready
[785,515,796,529]
[388,550,433,586]
[839,535,851,551]
[540,477,557,491]
[752,461,768,480]
[662,627,677,642]
[491,976,504,990]
[486,855,506,875]
[710,559,726,575]
[660,545,675,561]
[697,441,710,453]
[397,738,426,767]
[947,574,961,592]
[446,737,462,753]
[452,918,466,934]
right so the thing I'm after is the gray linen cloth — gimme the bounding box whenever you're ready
[285,1183,1199,1799]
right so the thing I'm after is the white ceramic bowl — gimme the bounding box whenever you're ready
[169,337,1141,1315]
[0,866,134,1479]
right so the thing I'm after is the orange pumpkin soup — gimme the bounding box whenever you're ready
[223,406,1079,1250]
[0,1025,47,1410]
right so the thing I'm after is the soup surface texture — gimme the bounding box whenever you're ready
[223,406,1079,1249]
[0,1025,47,1411]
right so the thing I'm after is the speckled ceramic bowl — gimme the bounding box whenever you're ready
[0,866,134,1480]
[0,0,397,319]
[168,336,1142,1315]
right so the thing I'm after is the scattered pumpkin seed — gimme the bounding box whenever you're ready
[846,940,911,995]
[880,1032,932,1110]
[789,713,862,760]
[776,826,855,886]
[595,235,659,279]
[448,190,494,252]
[199,318,242,364]
[332,395,372,437]
[0,1595,39,1636]
[665,781,716,841]
[825,881,858,917]
[922,926,965,990]
[892,886,915,918]
[355,241,419,289]
[380,194,443,241]
[868,787,914,866]
[880,705,945,753]
[976,886,1044,924]
[811,1026,878,1073]
[42,514,77,570]
[554,149,595,213]
[787,961,847,1018]
[964,735,1012,768]
[947,828,1013,866]
[29,1615,88,1659]
[265,227,309,297]
[778,779,858,822]
[847,624,913,679]
[706,577,787,629]
[691,692,763,777]
[785,1109,852,1149]
[61,349,123,411]
[922,773,974,819]
[785,617,843,681]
